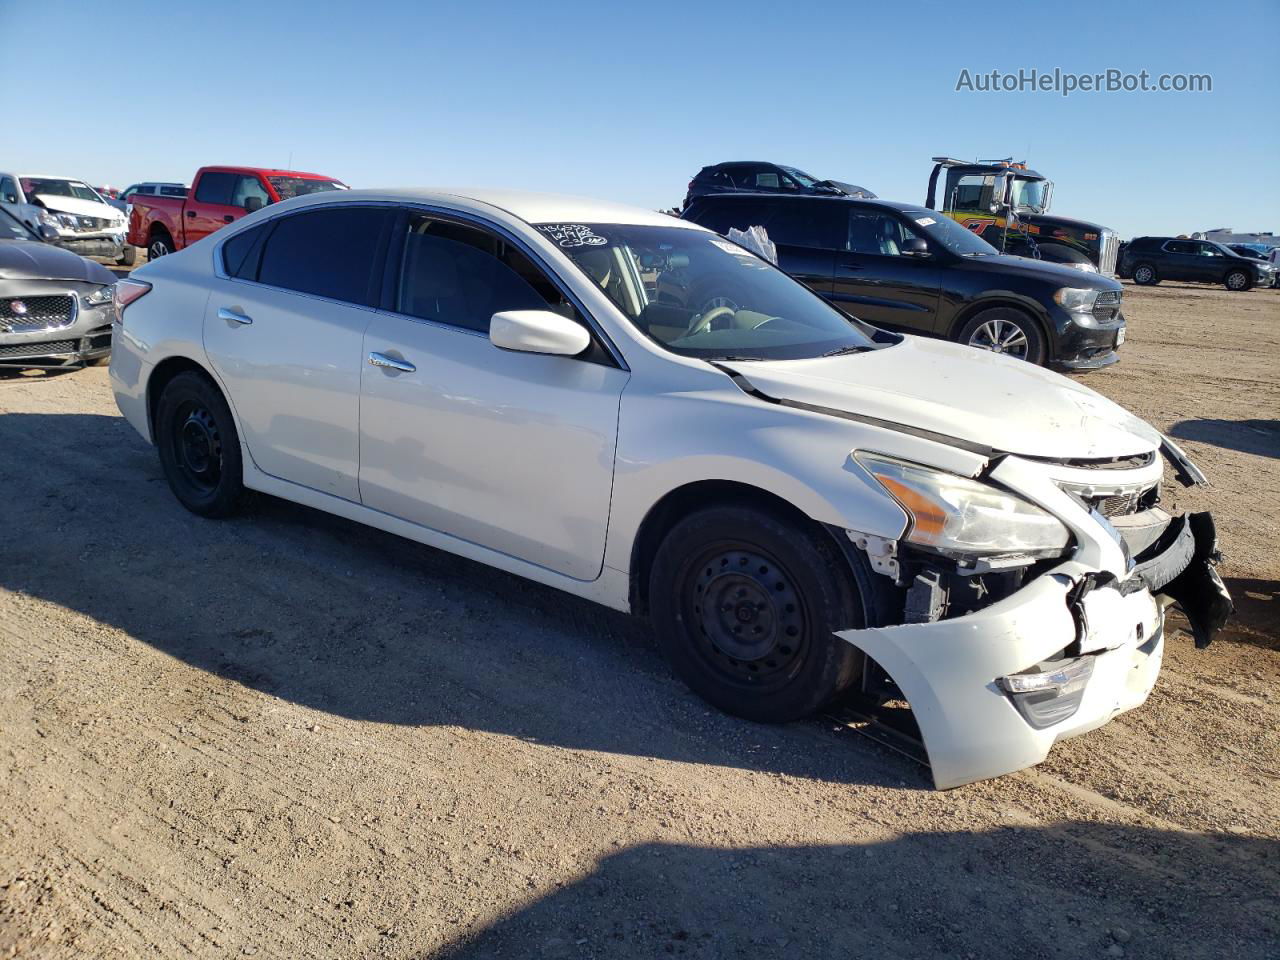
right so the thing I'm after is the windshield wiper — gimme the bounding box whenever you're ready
[820,345,872,357]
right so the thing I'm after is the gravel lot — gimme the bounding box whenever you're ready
[1,281,1277,959]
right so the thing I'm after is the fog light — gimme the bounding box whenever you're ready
[999,656,1095,729]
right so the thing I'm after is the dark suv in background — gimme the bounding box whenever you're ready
[683,162,874,210]
[1118,237,1275,290]
[682,193,1125,369]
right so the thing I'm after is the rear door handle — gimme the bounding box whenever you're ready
[186,210,196,218]
[368,351,415,373]
[837,261,864,273]
[217,307,253,325]
[223,214,235,223]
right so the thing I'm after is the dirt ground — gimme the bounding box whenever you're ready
[1,280,1277,959]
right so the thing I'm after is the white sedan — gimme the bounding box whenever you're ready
[109,189,1230,788]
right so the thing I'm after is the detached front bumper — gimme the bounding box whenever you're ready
[837,510,1229,789]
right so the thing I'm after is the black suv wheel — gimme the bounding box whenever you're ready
[1132,263,1159,285]
[1224,269,1252,292]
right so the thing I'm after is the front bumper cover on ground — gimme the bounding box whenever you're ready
[836,510,1231,789]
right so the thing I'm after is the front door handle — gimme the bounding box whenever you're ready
[368,351,415,373]
[837,261,864,273]
[223,214,235,223]
[186,210,196,218]
[217,307,253,325]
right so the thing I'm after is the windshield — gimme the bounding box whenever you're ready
[539,223,879,361]
[1009,177,1052,214]
[901,207,1000,256]
[0,206,37,241]
[20,178,102,203]
[265,176,347,200]
[779,166,819,188]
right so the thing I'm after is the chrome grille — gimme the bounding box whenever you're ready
[0,295,76,332]
[1092,289,1122,325]
[1098,231,1119,277]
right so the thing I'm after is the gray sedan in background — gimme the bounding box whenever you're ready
[0,206,116,369]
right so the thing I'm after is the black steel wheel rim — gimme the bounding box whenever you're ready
[174,401,222,492]
[684,543,809,689]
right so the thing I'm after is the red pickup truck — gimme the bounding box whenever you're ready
[128,165,346,260]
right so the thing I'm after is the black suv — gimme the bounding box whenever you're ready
[683,162,873,210]
[1118,237,1274,291]
[682,193,1125,369]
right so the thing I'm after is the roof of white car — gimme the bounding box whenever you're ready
[333,188,698,229]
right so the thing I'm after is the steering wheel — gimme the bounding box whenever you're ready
[686,305,736,337]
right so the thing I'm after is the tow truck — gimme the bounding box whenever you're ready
[925,157,1120,276]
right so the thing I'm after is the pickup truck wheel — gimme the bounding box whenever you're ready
[116,246,137,267]
[148,235,174,260]
[155,371,248,518]
[649,506,865,723]
[957,308,1046,365]
[1132,263,1159,285]
[1224,269,1252,291]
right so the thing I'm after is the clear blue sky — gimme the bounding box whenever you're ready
[3,0,1276,238]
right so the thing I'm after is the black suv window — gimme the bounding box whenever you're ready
[257,206,388,304]
[396,215,576,333]
[846,210,923,255]
[194,172,237,206]
[760,202,844,249]
[685,199,770,236]
[1164,240,1197,254]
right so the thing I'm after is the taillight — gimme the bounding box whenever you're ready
[113,278,151,316]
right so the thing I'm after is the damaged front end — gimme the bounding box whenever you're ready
[836,439,1232,789]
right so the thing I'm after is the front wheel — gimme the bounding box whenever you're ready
[147,234,174,260]
[957,308,1047,365]
[155,371,248,517]
[649,506,867,723]
[1224,269,1252,291]
[116,245,137,267]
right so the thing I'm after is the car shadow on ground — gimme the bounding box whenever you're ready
[0,411,927,791]
[1168,418,1280,459]
[429,826,1278,960]
[1221,577,1280,651]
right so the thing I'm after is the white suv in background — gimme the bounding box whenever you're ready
[0,172,133,266]
[108,188,1231,789]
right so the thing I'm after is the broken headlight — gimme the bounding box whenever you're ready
[855,454,1070,560]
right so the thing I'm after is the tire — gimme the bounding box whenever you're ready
[116,245,137,267]
[649,505,868,723]
[155,370,248,518]
[1132,263,1159,285]
[147,233,174,260]
[1224,269,1252,292]
[956,307,1047,365]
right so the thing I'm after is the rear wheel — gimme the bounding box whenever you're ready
[1224,269,1252,291]
[649,505,867,722]
[155,371,248,517]
[957,307,1046,365]
[1132,263,1159,285]
[147,233,174,260]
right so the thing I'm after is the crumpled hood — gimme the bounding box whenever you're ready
[35,193,121,221]
[721,336,1161,460]
[0,240,116,284]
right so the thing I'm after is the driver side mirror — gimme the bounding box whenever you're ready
[490,309,590,357]
[3,193,16,204]
[243,196,265,213]
[900,237,930,257]
[37,224,59,242]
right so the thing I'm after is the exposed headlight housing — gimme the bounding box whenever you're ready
[82,285,115,307]
[1053,287,1100,312]
[855,453,1070,560]
[1063,261,1098,273]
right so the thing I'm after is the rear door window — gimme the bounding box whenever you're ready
[761,202,844,250]
[686,200,771,236]
[257,207,389,304]
[194,172,237,207]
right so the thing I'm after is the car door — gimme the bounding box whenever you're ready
[358,211,628,580]
[1193,242,1229,282]
[203,204,392,501]
[1160,240,1200,282]
[186,172,247,244]
[829,207,943,332]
